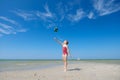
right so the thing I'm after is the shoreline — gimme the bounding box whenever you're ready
[0,60,120,72]
[0,59,120,61]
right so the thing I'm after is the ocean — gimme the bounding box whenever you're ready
[0,59,120,72]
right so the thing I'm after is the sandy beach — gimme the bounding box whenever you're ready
[0,61,120,80]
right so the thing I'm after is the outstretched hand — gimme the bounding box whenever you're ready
[53,37,62,45]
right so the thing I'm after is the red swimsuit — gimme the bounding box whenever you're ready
[62,47,68,56]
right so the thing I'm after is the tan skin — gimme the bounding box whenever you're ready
[54,38,70,72]
[63,54,67,71]
[62,40,69,72]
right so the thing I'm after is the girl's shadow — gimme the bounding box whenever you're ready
[68,68,81,71]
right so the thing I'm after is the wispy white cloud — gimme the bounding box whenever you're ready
[68,9,85,22]
[12,4,55,28]
[44,4,53,18]
[9,0,120,29]
[35,4,57,29]
[55,2,65,22]
[93,0,120,16]
[0,16,19,26]
[0,28,11,34]
[87,11,95,19]
[55,2,71,22]
[0,23,13,30]
[0,22,16,34]
[11,5,55,30]
[55,1,83,22]
[12,9,36,21]
[0,16,27,36]
[0,22,27,36]
[36,4,54,21]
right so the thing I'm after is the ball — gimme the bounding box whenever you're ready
[54,27,58,32]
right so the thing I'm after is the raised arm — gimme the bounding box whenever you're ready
[53,37,63,45]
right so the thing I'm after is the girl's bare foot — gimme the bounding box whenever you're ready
[64,67,67,72]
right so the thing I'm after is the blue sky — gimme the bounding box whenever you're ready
[0,0,120,59]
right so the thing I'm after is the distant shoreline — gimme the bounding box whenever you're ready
[0,59,120,61]
[0,59,120,72]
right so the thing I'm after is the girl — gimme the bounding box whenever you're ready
[54,37,70,72]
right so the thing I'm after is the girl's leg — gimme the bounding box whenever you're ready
[63,55,67,72]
